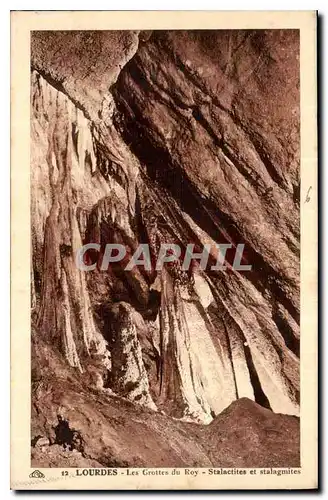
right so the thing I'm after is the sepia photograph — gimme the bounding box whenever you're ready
[10,10,317,490]
[30,26,301,468]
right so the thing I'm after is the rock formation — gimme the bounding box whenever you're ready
[31,29,300,467]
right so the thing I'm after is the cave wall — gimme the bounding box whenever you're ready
[31,29,300,423]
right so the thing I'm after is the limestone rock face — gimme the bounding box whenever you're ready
[31,30,300,465]
[31,335,300,468]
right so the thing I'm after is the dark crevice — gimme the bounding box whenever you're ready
[243,343,272,410]
[293,181,301,206]
[94,139,128,190]
[31,67,92,121]
[246,132,285,186]
[209,289,272,409]
[53,415,84,452]
[71,123,79,158]
[272,306,300,357]
[191,107,265,193]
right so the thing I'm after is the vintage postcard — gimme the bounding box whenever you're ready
[11,11,317,490]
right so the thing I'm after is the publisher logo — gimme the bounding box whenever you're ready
[29,470,45,479]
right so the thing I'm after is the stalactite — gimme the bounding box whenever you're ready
[31,30,300,424]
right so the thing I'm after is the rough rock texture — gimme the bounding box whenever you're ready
[31,30,300,466]
[31,334,299,468]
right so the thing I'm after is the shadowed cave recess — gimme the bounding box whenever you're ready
[30,29,300,468]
